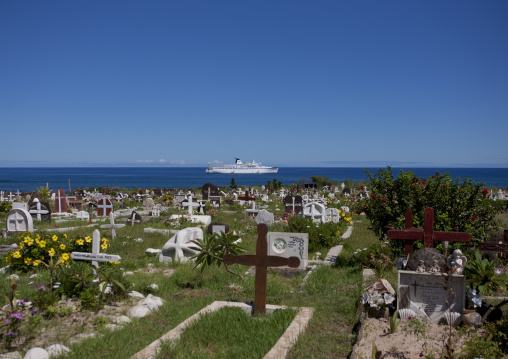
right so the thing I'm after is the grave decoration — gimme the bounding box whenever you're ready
[202,183,219,201]
[68,199,83,211]
[386,207,472,255]
[29,198,52,222]
[160,227,202,263]
[302,202,326,223]
[206,222,230,235]
[283,195,303,214]
[224,224,300,315]
[127,211,142,226]
[100,212,126,240]
[325,208,340,223]
[267,232,308,269]
[71,229,121,269]
[97,198,113,217]
[54,189,68,213]
[6,208,34,235]
[76,211,90,221]
[238,190,256,205]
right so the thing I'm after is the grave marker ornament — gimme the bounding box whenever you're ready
[97,198,113,217]
[223,224,300,315]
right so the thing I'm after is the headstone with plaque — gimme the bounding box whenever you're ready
[267,232,308,269]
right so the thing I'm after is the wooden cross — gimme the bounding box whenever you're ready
[223,224,300,315]
[386,207,472,255]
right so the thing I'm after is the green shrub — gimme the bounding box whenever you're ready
[362,167,503,253]
[287,215,344,252]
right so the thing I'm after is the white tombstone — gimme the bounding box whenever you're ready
[12,202,28,210]
[71,229,121,269]
[268,232,308,269]
[100,212,126,240]
[302,202,327,223]
[325,208,340,223]
[76,211,90,221]
[143,197,155,211]
[302,195,309,203]
[182,195,200,216]
[152,205,161,217]
[159,227,202,263]
[6,208,34,234]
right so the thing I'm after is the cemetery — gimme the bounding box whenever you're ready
[0,169,506,358]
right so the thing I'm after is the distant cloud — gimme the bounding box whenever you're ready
[133,160,154,164]
[211,160,222,164]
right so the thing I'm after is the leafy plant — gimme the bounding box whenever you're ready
[464,251,508,295]
[191,231,246,280]
[37,184,53,200]
[287,215,346,252]
[389,310,400,333]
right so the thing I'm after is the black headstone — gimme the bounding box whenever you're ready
[283,195,303,214]
[202,183,220,200]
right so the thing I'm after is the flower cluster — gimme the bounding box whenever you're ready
[361,279,396,309]
[338,209,353,224]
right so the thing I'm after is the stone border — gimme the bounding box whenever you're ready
[129,301,314,359]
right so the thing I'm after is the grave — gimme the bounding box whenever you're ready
[159,227,201,263]
[340,206,350,213]
[127,211,142,226]
[174,194,186,204]
[202,183,219,201]
[397,270,466,324]
[325,208,340,223]
[152,205,161,217]
[224,224,300,315]
[76,211,90,221]
[387,207,472,255]
[206,222,230,235]
[12,202,28,210]
[97,198,113,217]
[143,197,154,211]
[302,202,326,223]
[29,198,52,221]
[54,189,68,213]
[255,209,275,227]
[99,212,126,240]
[6,208,34,235]
[283,195,303,214]
[238,190,256,206]
[267,232,308,269]
[71,229,121,269]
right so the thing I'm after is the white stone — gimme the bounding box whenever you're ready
[112,315,131,324]
[146,248,162,255]
[340,206,350,213]
[6,208,33,233]
[128,291,145,299]
[302,202,326,223]
[149,284,159,291]
[0,351,22,359]
[76,211,90,221]
[23,348,49,359]
[128,305,151,318]
[46,344,70,357]
[255,209,275,226]
[134,238,144,242]
[11,202,28,210]
[268,232,309,268]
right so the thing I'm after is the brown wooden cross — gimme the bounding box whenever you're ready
[223,224,300,315]
[386,207,472,255]
[238,190,256,203]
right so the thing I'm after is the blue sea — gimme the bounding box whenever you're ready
[0,167,507,192]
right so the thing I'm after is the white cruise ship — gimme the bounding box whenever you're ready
[206,158,278,174]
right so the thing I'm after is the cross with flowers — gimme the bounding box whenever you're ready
[386,207,471,255]
[71,229,121,269]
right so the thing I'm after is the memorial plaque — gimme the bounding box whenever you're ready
[174,194,186,204]
[267,232,308,269]
[397,270,466,324]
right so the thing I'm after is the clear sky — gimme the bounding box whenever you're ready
[1,1,507,168]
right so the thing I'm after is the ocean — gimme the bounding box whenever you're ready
[0,167,507,192]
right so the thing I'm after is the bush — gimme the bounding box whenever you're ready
[362,167,503,253]
[287,216,345,252]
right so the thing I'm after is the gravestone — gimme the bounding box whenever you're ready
[152,205,161,217]
[54,189,68,213]
[99,212,125,240]
[159,227,202,263]
[283,195,303,214]
[28,192,41,207]
[6,209,34,235]
[255,209,275,227]
[127,211,142,226]
[143,198,154,211]
[325,208,340,223]
[12,202,28,210]
[208,195,222,207]
[97,198,113,217]
[397,270,466,324]
[76,211,90,221]
[71,229,121,269]
[267,232,308,269]
[224,224,300,315]
[68,199,83,211]
[206,222,230,235]
[302,202,326,223]
[174,194,186,205]
[29,199,51,222]
[202,183,219,201]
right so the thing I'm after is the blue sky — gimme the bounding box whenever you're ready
[1,1,507,168]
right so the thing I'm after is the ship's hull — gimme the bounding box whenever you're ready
[206,167,278,174]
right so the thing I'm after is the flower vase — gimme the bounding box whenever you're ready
[368,307,389,320]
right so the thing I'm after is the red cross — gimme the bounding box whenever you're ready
[386,207,471,255]
[224,224,300,315]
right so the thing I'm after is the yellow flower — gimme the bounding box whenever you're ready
[39,240,46,248]
[63,234,67,238]
[6,256,12,265]
[18,243,24,249]
[61,253,70,261]
[60,244,66,250]
[101,243,107,250]
[36,234,40,240]
[24,258,32,265]
[35,238,40,244]
[12,251,21,259]
[48,248,55,257]
[85,236,92,243]
[33,260,39,266]
[52,235,58,242]
[337,231,341,235]
[101,238,109,245]
[27,239,33,246]
[76,239,84,246]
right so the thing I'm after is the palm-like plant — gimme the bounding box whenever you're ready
[464,251,508,295]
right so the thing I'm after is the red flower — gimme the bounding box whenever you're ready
[356,209,361,215]
[441,184,446,188]
[471,216,477,221]
[360,185,364,190]
[381,198,386,203]
[482,188,488,195]
[371,194,377,199]
[421,181,426,185]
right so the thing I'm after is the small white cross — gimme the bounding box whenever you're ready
[71,229,121,269]
[100,212,125,240]
[8,192,15,202]
[29,199,49,220]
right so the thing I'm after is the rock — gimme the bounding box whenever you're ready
[145,248,161,255]
[8,274,20,280]
[163,269,175,277]
[255,210,275,226]
[123,271,134,276]
[105,324,119,331]
[128,305,151,318]
[0,351,22,359]
[23,348,49,359]
[46,344,70,357]
[128,291,145,299]
[112,315,131,324]
[134,238,143,242]
[406,248,445,272]
[138,294,163,311]
[149,283,159,291]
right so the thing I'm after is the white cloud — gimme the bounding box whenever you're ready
[159,159,167,163]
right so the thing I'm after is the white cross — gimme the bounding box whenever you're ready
[55,190,66,213]
[98,199,113,216]
[100,212,125,240]
[182,194,199,216]
[15,190,21,200]
[0,191,4,202]
[8,192,15,202]
[162,232,199,262]
[130,211,141,226]
[71,229,121,269]
[8,212,26,231]
[29,199,49,221]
